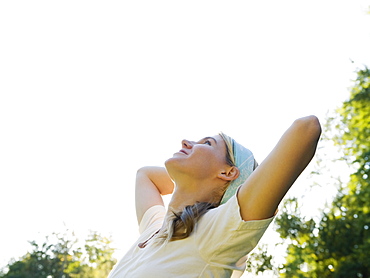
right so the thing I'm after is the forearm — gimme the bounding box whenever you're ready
[238,115,321,221]
[136,166,174,195]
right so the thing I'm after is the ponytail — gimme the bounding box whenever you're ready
[156,202,217,244]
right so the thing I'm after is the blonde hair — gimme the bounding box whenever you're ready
[219,132,237,167]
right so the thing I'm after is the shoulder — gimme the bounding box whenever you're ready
[202,194,275,231]
[194,195,275,264]
[139,204,166,234]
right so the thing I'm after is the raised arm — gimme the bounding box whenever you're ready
[135,166,174,224]
[237,115,321,221]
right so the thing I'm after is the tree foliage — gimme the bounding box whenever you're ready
[245,244,276,276]
[274,67,370,277]
[0,229,116,278]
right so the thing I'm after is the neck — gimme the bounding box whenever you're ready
[165,179,220,216]
[167,188,202,212]
[159,179,226,238]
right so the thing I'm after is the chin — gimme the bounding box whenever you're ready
[165,153,183,166]
[164,157,175,171]
[164,159,177,181]
[165,155,187,175]
[164,158,170,168]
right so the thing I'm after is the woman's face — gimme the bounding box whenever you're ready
[165,134,229,181]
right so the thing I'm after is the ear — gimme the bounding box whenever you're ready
[217,166,239,182]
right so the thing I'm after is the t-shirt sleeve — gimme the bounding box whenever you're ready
[195,194,275,267]
[139,205,166,234]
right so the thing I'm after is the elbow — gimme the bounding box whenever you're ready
[294,115,322,141]
[136,166,150,177]
[305,115,322,137]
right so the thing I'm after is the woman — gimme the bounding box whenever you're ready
[108,115,321,278]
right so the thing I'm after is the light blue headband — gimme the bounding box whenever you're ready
[220,133,255,205]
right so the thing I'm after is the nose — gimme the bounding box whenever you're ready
[182,139,193,149]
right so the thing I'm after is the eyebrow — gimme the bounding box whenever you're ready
[202,136,218,145]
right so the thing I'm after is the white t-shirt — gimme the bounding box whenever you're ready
[108,195,275,278]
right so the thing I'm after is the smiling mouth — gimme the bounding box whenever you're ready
[179,150,188,155]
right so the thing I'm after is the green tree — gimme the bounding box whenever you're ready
[245,244,276,276]
[80,231,116,278]
[0,230,116,278]
[275,67,370,277]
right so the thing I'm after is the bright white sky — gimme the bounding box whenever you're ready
[1,0,370,276]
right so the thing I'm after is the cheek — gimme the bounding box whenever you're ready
[191,149,224,170]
